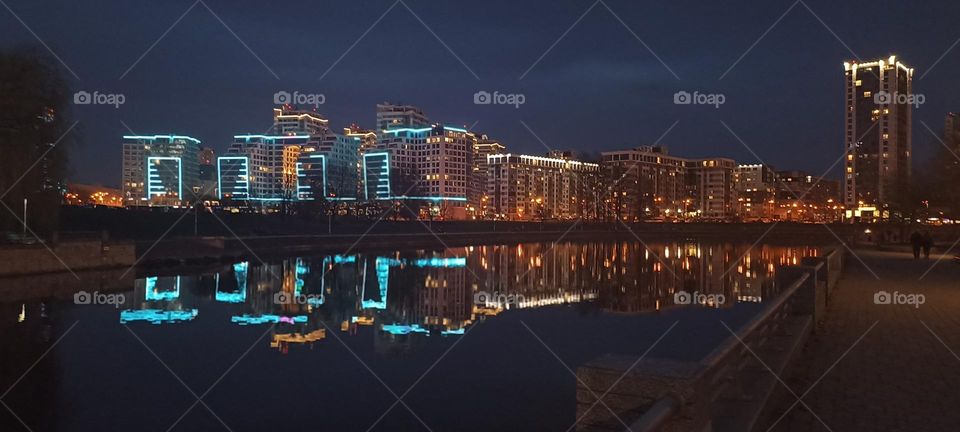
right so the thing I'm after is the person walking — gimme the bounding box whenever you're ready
[922,231,933,259]
[910,231,923,259]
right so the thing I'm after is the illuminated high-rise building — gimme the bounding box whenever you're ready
[222,135,309,201]
[376,102,429,132]
[222,107,365,204]
[297,134,362,201]
[843,56,914,219]
[366,124,475,218]
[121,135,202,206]
[272,106,330,136]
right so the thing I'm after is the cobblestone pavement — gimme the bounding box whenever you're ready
[763,247,960,432]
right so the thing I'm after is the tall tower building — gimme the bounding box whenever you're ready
[843,56,914,219]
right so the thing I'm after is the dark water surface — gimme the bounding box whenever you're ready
[0,240,819,431]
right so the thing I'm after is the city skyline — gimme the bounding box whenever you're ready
[3,0,960,187]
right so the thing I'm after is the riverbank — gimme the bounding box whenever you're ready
[0,239,135,277]
[11,219,949,276]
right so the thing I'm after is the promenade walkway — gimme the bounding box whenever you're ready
[764,247,960,432]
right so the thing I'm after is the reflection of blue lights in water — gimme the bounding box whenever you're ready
[144,276,181,301]
[381,324,429,335]
[409,257,466,267]
[215,262,248,303]
[215,291,246,303]
[306,296,324,306]
[120,309,197,324]
[295,258,324,305]
[231,314,308,325]
[380,324,466,336]
[362,257,391,310]
[295,258,306,296]
[322,255,357,267]
[362,256,465,310]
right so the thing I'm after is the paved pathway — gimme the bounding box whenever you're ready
[764,247,960,432]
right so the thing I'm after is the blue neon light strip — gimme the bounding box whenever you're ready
[146,157,182,199]
[217,157,249,200]
[120,309,198,324]
[231,314,308,325]
[123,135,201,144]
[233,135,311,139]
[216,262,248,303]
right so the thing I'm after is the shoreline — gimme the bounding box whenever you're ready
[2,223,860,277]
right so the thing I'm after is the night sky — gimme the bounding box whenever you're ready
[3,0,959,187]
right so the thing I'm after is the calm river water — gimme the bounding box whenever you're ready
[0,240,820,431]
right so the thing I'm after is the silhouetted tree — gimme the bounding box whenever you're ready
[0,50,75,235]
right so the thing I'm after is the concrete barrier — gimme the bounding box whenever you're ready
[0,239,135,276]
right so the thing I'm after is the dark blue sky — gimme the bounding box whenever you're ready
[3,0,959,187]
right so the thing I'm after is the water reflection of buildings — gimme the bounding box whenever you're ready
[120,276,198,324]
[118,242,819,352]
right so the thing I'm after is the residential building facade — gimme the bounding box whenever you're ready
[486,153,599,220]
[600,146,690,221]
[733,164,777,221]
[687,158,736,220]
[121,135,202,206]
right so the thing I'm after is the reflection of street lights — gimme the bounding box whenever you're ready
[23,198,28,236]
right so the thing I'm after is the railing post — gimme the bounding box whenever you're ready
[776,266,823,324]
[575,355,708,431]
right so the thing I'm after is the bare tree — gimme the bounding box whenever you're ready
[0,50,75,235]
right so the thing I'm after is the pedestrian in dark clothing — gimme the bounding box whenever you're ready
[922,231,933,259]
[910,231,923,259]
